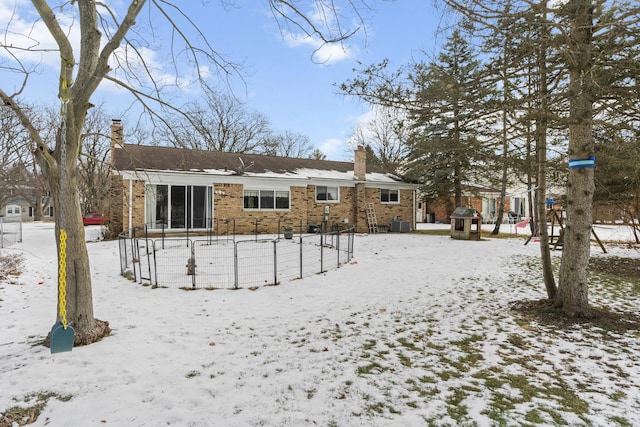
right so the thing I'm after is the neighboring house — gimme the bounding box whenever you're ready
[419,184,507,224]
[0,190,54,222]
[108,120,418,235]
[421,181,565,225]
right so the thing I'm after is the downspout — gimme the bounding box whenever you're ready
[128,179,133,234]
[413,189,417,230]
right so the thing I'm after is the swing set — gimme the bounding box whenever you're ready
[524,208,607,253]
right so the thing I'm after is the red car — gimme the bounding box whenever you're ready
[82,213,110,226]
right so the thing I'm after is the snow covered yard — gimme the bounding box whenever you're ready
[1,222,639,426]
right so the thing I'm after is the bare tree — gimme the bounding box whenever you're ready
[311,148,327,160]
[160,90,272,153]
[263,130,315,158]
[0,105,50,220]
[0,107,29,210]
[0,1,373,346]
[78,104,113,214]
[348,106,409,172]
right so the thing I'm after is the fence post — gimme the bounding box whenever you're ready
[146,235,152,284]
[18,220,22,243]
[234,241,239,289]
[153,240,159,286]
[161,221,166,250]
[191,241,196,289]
[299,235,303,279]
[273,239,278,285]
[336,229,341,268]
[130,236,138,283]
[320,232,324,274]
[0,219,4,249]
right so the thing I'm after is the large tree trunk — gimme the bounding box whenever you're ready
[553,0,595,317]
[44,111,110,346]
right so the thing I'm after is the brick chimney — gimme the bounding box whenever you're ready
[354,145,366,181]
[110,119,123,165]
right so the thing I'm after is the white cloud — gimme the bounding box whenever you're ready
[0,1,79,70]
[318,137,345,160]
[282,32,353,64]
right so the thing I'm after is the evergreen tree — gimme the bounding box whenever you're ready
[407,30,493,207]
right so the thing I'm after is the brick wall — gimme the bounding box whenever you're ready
[111,178,414,235]
[108,174,124,235]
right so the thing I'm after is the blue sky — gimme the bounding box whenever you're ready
[2,1,449,160]
[201,1,446,160]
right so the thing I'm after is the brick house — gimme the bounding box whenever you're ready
[108,120,418,235]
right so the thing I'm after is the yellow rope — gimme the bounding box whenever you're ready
[58,229,68,329]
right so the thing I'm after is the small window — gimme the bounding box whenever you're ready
[260,190,275,209]
[244,190,259,209]
[381,189,399,203]
[6,205,21,216]
[244,189,290,210]
[276,191,290,209]
[316,186,339,202]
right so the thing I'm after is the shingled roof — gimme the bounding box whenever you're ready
[112,144,405,182]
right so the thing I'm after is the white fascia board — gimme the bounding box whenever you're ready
[116,168,415,189]
[115,169,312,188]
[365,181,418,190]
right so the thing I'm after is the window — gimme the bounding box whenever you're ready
[380,189,399,203]
[276,191,289,209]
[145,184,212,229]
[316,186,339,202]
[244,189,290,210]
[6,205,22,215]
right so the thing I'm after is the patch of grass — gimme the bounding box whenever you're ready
[507,333,528,349]
[398,352,412,367]
[357,361,385,375]
[608,416,633,427]
[0,253,24,280]
[609,391,626,401]
[524,409,545,424]
[121,270,135,281]
[185,370,200,378]
[362,339,376,350]
[511,299,640,335]
[445,388,469,420]
[305,388,316,399]
[0,392,72,427]
[397,336,422,352]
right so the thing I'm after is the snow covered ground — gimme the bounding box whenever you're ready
[1,221,639,426]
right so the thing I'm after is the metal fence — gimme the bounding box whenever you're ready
[0,218,23,248]
[118,228,355,289]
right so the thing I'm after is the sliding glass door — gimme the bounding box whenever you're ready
[146,184,212,229]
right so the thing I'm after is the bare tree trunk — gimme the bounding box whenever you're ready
[44,117,110,346]
[554,0,594,317]
[493,57,510,235]
[535,0,556,300]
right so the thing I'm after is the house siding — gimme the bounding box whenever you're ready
[111,178,415,235]
[108,134,416,236]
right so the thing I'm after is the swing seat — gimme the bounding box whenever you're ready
[514,217,530,235]
[50,321,75,354]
